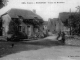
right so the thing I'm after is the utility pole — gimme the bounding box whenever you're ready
[33,9,36,13]
[69,8,72,35]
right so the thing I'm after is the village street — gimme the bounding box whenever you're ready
[0,35,80,60]
[0,0,80,60]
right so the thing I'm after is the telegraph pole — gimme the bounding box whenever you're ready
[69,8,72,35]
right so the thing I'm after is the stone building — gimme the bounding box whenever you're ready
[1,8,44,40]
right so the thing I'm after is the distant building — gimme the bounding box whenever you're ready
[59,12,76,23]
[42,21,48,36]
[43,21,48,30]
[47,18,63,34]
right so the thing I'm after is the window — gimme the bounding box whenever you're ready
[23,27,25,32]
[18,26,21,31]
[27,25,30,27]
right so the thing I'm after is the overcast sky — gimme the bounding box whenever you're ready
[0,0,80,21]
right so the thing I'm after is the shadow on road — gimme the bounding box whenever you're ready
[0,39,68,58]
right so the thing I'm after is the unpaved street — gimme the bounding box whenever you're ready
[0,45,80,60]
[0,35,80,60]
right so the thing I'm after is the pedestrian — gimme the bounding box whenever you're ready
[57,31,61,40]
[61,32,65,44]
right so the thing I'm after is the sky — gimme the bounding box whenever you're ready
[0,0,80,21]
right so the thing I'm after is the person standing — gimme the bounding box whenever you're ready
[61,32,65,44]
[57,31,61,40]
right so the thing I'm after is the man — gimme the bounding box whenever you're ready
[61,32,65,44]
[57,31,61,40]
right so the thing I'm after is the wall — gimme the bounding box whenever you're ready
[47,18,63,34]
[2,14,11,37]
[19,22,33,38]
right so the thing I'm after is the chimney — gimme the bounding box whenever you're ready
[33,9,36,13]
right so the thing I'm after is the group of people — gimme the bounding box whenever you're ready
[57,31,65,44]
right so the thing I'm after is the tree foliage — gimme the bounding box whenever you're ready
[68,14,80,35]
[62,19,68,27]
[0,0,8,8]
[0,0,4,9]
[62,13,80,35]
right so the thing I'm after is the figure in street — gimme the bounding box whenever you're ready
[61,32,65,44]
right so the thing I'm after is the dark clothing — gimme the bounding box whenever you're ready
[57,32,61,40]
[57,32,65,44]
[61,32,65,44]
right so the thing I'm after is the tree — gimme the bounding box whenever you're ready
[63,19,68,27]
[62,13,80,35]
[76,6,80,12]
[0,0,8,9]
[68,14,80,35]
[0,0,4,9]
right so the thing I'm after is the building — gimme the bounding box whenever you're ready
[42,21,48,36]
[58,12,78,34]
[1,8,44,40]
[59,12,75,23]
[47,18,63,34]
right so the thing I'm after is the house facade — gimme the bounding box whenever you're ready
[1,8,44,40]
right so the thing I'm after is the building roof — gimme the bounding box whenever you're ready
[59,12,78,22]
[1,8,44,25]
[7,8,43,19]
[49,18,59,24]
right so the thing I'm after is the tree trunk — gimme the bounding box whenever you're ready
[70,27,72,35]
